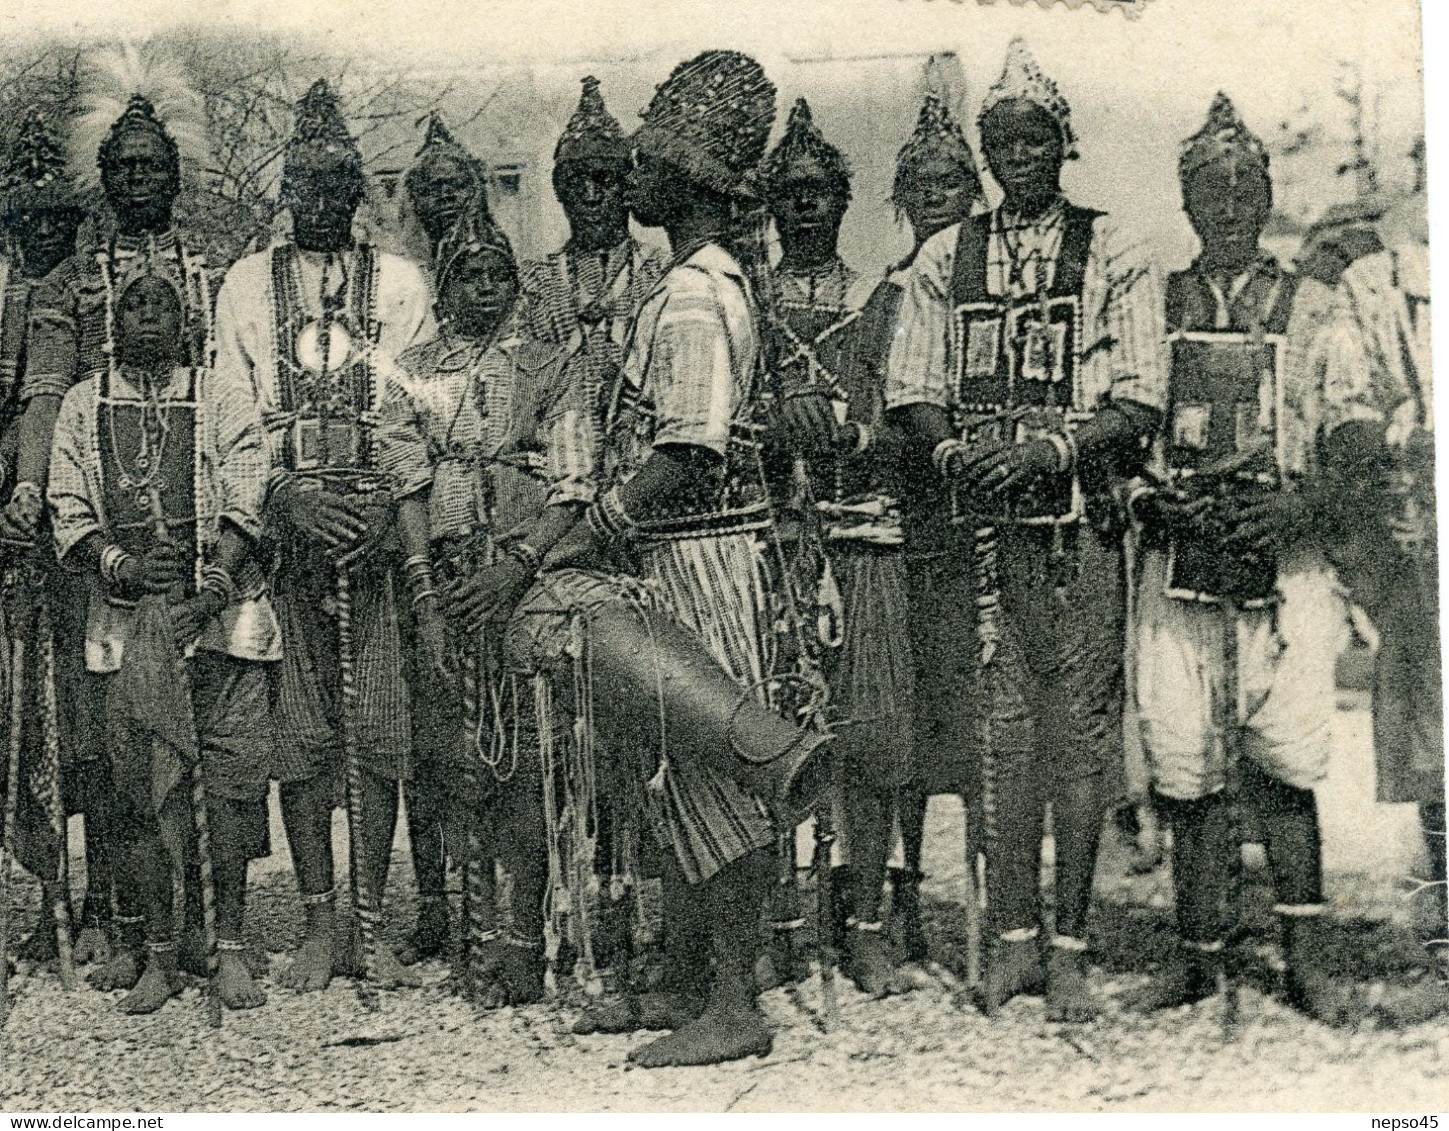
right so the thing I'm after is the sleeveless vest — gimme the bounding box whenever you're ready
[1162,259,1298,605]
[946,205,1100,524]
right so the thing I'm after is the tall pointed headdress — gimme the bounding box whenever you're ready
[405,111,490,214]
[634,50,776,200]
[979,37,1078,160]
[1179,92,1270,182]
[893,92,980,203]
[68,43,208,191]
[2,106,80,220]
[555,76,628,165]
[283,79,364,192]
[762,97,851,201]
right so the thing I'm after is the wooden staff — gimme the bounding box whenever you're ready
[966,522,1001,995]
[457,638,498,1000]
[335,566,380,1010]
[812,804,838,1031]
[144,486,221,1028]
[0,570,27,1028]
[1220,595,1244,1040]
[36,597,76,991]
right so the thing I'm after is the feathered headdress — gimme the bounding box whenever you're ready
[67,42,208,191]
[635,50,776,200]
[555,76,628,165]
[893,93,980,204]
[2,106,80,219]
[979,37,1078,160]
[1179,92,1270,182]
[762,98,851,202]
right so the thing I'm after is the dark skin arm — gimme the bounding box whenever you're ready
[447,501,586,631]
[396,492,455,676]
[0,395,62,541]
[543,444,723,570]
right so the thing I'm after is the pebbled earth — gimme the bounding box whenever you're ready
[1,796,1445,1112]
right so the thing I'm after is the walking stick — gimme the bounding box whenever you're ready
[144,489,222,1028]
[967,522,1002,996]
[812,802,838,1031]
[36,596,76,991]
[1220,595,1243,1040]
[336,565,381,1010]
[0,569,27,1027]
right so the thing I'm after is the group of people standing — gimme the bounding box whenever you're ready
[0,37,1440,1068]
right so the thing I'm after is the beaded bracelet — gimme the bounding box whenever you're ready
[1043,432,1074,474]
[931,439,968,479]
[505,540,543,574]
[199,563,238,606]
[585,487,638,545]
[100,544,133,588]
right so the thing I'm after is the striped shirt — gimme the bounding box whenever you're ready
[611,242,758,470]
[378,332,596,542]
[885,203,1168,416]
[47,365,280,671]
[1321,244,1433,445]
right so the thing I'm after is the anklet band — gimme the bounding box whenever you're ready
[503,932,542,949]
[301,888,337,906]
[846,918,886,933]
[1051,934,1090,952]
[1273,903,1324,917]
[999,927,1039,943]
[114,915,146,925]
[473,929,502,944]
[146,939,177,953]
[1182,938,1225,954]
[770,918,807,932]
[217,939,247,952]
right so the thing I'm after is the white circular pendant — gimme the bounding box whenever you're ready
[294,320,356,374]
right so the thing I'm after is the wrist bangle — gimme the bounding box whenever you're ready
[586,487,638,545]
[411,588,438,609]
[505,540,543,573]
[1127,483,1156,522]
[100,544,132,587]
[851,422,873,455]
[404,555,437,600]
[1044,432,1073,474]
[199,563,238,606]
[932,439,967,479]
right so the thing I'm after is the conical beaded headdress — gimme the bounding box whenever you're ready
[2,106,79,219]
[405,112,490,213]
[893,93,980,203]
[1179,92,1270,182]
[762,98,851,202]
[283,79,364,190]
[555,76,628,165]
[634,50,776,200]
[979,38,1078,160]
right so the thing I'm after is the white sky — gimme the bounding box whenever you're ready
[0,0,1428,272]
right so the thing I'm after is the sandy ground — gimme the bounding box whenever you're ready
[1,705,1445,1113]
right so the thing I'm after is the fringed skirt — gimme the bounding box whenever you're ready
[826,546,915,788]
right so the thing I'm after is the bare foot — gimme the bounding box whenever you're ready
[1045,948,1101,1023]
[74,927,111,967]
[977,937,1044,1017]
[398,900,449,965]
[88,944,142,992]
[118,958,183,1014]
[17,915,61,963]
[177,927,211,978]
[366,941,424,989]
[279,933,334,993]
[573,991,705,1034]
[845,924,906,998]
[215,950,268,1010]
[628,1003,773,1067]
